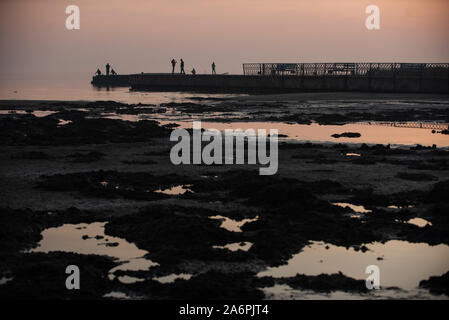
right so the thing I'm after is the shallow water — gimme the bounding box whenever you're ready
[0,73,243,103]
[154,185,193,195]
[262,284,448,300]
[160,121,449,147]
[153,273,193,284]
[332,202,372,214]
[257,240,449,292]
[103,291,144,300]
[406,218,432,228]
[103,291,133,300]
[116,275,145,284]
[30,222,158,281]
[209,215,259,232]
[0,110,57,117]
[213,242,253,252]
[57,119,72,126]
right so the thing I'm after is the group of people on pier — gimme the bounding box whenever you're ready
[95,63,117,76]
[171,59,216,75]
[94,60,218,76]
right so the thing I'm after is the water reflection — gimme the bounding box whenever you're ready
[213,242,253,252]
[257,240,449,291]
[159,121,449,147]
[262,284,448,300]
[154,184,193,195]
[332,203,372,214]
[30,222,158,282]
[209,215,259,232]
[153,273,193,284]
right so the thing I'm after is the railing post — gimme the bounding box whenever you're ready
[393,63,397,92]
[369,63,372,91]
[419,63,423,92]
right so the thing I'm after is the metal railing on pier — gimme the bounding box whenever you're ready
[243,63,449,78]
[357,121,449,130]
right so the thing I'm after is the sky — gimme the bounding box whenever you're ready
[0,0,448,77]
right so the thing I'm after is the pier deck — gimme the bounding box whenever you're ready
[91,63,449,94]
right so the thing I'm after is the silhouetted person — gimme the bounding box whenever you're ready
[180,59,185,74]
[95,69,102,76]
[171,59,177,74]
[106,63,110,75]
[111,69,117,75]
[191,68,196,75]
[212,62,216,74]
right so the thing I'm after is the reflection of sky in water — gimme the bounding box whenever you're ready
[0,81,242,104]
[407,218,432,228]
[160,121,449,147]
[0,110,57,117]
[257,240,449,291]
[402,218,432,228]
[30,222,147,260]
[153,273,193,284]
[209,215,259,232]
[332,202,372,214]
[154,184,193,195]
[30,222,158,282]
[213,242,253,252]
[103,291,145,300]
[262,284,448,300]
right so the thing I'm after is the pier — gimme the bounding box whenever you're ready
[91,62,449,94]
[91,74,131,87]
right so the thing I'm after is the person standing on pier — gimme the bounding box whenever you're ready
[191,68,196,75]
[106,63,110,75]
[212,62,216,74]
[95,69,102,76]
[171,59,177,74]
[180,59,185,74]
[111,68,117,75]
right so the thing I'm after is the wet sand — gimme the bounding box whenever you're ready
[0,94,448,299]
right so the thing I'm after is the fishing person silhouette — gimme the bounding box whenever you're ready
[171,59,177,74]
[180,59,185,74]
[212,62,216,74]
[106,63,110,75]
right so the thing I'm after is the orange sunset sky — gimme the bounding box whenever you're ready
[0,0,448,76]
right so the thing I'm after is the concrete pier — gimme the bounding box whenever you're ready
[128,73,449,94]
[91,74,131,87]
[91,63,449,94]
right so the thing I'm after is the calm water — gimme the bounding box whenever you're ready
[0,72,240,104]
[259,240,449,300]
[158,121,449,148]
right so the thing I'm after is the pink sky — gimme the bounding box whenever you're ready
[0,0,448,75]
